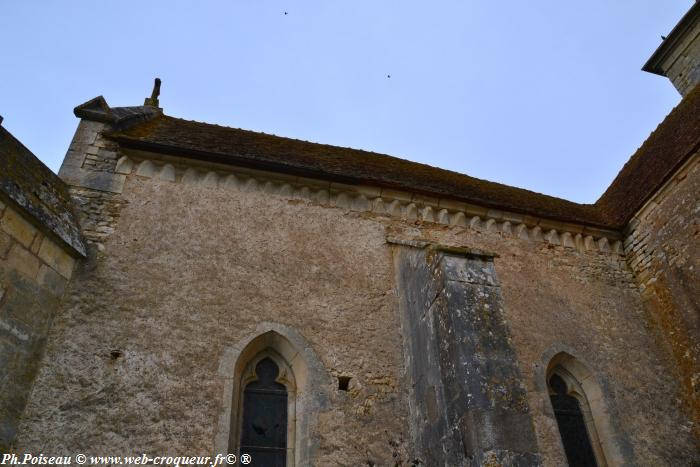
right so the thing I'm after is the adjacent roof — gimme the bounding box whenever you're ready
[597,82,700,227]
[0,125,86,256]
[79,80,699,232]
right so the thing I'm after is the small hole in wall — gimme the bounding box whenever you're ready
[110,349,123,360]
[338,376,351,391]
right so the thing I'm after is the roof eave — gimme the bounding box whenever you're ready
[642,2,700,75]
[109,134,613,231]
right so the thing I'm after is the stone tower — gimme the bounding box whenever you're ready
[643,1,700,95]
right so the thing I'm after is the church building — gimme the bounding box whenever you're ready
[1,4,699,466]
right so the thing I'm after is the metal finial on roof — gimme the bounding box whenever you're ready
[0,115,3,126]
[144,78,162,108]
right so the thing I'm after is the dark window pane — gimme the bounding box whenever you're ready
[240,358,288,467]
[549,374,598,467]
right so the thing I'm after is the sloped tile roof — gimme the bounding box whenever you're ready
[107,116,606,227]
[597,83,700,227]
[98,82,699,231]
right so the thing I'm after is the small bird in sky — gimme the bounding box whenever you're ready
[284,11,288,15]
[387,74,391,78]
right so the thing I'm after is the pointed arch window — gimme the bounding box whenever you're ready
[548,365,608,467]
[549,372,599,466]
[240,358,288,466]
[232,350,296,466]
[217,327,328,466]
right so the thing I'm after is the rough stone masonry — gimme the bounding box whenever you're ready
[1,5,700,466]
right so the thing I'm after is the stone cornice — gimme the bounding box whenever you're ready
[116,149,623,256]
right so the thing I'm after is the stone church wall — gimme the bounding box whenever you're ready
[0,125,84,450]
[14,120,698,465]
[624,151,700,439]
[0,201,77,449]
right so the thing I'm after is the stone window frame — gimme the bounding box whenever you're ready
[542,350,629,466]
[234,349,297,465]
[547,365,608,466]
[214,322,331,466]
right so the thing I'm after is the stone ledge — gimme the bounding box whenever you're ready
[115,153,625,256]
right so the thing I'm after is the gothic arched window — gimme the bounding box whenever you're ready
[239,358,288,466]
[548,366,607,467]
[549,372,598,466]
[231,349,297,467]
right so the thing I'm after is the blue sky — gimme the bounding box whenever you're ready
[0,1,691,203]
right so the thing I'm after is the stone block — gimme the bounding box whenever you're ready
[0,318,30,343]
[5,244,40,279]
[182,168,201,184]
[544,229,560,245]
[5,293,50,335]
[437,209,450,225]
[501,221,513,236]
[414,194,439,207]
[0,208,37,248]
[438,198,468,212]
[371,198,387,214]
[157,164,176,182]
[202,172,219,188]
[313,189,330,204]
[380,188,413,202]
[72,120,102,144]
[404,203,418,220]
[329,183,380,198]
[486,209,504,221]
[30,233,43,255]
[500,212,525,224]
[334,192,351,209]
[37,265,66,296]
[293,175,328,190]
[530,226,544,242]
[583,226,621,241]
[97,149,118,160]
[115,156,134,174]
[387,200,402,217]
[462,203,490,218]
[469,216,483,231]
[485,218,498,232]
[421,206,435,222]
[136,160,157,178]
[60,167,126,194]
[0,231,12,258]
[450,211,467,227]
[351,195,370,212]
[37,237,75,279]
[354,185,382,198]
